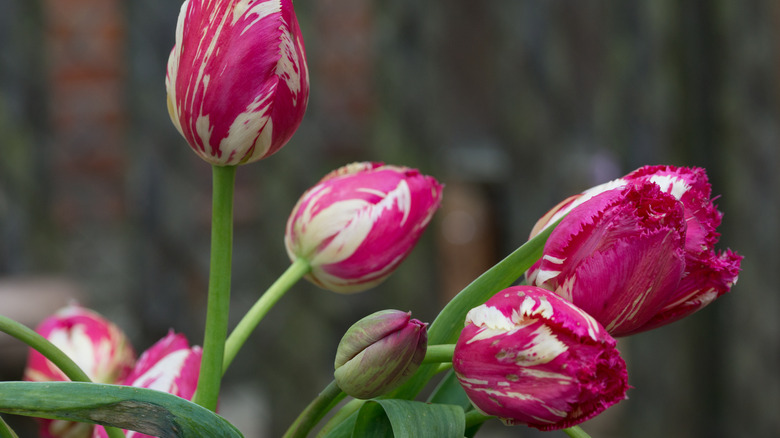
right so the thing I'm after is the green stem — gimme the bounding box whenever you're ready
[193,164,237,411]
[283,380,345,438]
[0,415,18,438]
[0,316,125,438]
[422,344,455,364]
[0,315,91,382]
[563,426,592,438]
[223,257,311,373]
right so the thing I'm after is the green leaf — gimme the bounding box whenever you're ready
[0,381,243,438]
[352,400,464,438]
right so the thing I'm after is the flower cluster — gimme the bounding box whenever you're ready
[24,304,201,438]
[452,165,741,430]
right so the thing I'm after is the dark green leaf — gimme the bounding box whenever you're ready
[0,382,243,438]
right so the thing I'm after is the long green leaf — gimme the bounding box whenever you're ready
[353,400,464,438]
[0,382,243,438]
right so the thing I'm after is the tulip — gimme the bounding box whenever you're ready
[92,331,202,438]
[24,304,136,384]
[334,310,428,399]
[453,286,629,430]
[285,162,444,293]
[166,0,309,165]
[23,304,136,438]
[527,165,742,336]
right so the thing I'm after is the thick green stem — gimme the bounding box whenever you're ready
[223,257,311,373]
[422,344,455,364]
[193,164,237,411]
[563,426,592,438]
[283,380,345,438]
[0,316,125,438]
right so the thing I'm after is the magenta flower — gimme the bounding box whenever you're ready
[527,165,742,336]
[166,0,309,165]
[23,304,136,438]
[24,304,136,385]
[285,162,444,293]
[453,286,629,430]
[93,331,202,438]
[334,310,428,399]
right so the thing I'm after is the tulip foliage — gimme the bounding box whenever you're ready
[0,0,743,436]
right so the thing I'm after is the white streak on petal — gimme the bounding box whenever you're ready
[543,254,565,264]
[649,175,690,200]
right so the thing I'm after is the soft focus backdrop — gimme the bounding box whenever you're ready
[1,1,778,437]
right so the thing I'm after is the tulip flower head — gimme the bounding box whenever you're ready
[166,0,309,165]
[453,286,629,430]
[23,304,136,438]
[24,304,136,385]
[527,165,742,336]
[285,162,444,293]
[92,331,202,438]
[334,310,428,399]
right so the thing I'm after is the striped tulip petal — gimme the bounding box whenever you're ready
[92,332,202,438]
[285,162,443,293]
[527,165,742,336]
[23,304,136,438]
[453,286,629,430]
[166,0,309,165]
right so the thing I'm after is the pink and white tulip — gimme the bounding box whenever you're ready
[166,0,309,165]
[23,304,136,438]
[285,162,444,293]
[24,304,136,385]
[527,165,742,336]
[93,331,202,438]
[453,286,629,430]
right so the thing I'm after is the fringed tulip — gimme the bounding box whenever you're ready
[334,310,427,399]
[285,162,444,293]
[166,0,309,165]
[23,304,136,438]
[453,286,628,430]
[92,331,202,438]
[527,165,741,336]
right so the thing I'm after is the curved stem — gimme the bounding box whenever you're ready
[193,164,237,411]
[0,316,125,438]
[283,380,345,438]
[0,315,91,382]
[563,426,592,438]
[223,258,311,374]
[421,344,455,364]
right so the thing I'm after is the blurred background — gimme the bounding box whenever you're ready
[0,0,778,437]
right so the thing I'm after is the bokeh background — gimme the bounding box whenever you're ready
[1,1,778,437]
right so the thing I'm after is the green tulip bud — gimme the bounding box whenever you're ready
[334,310,428,399]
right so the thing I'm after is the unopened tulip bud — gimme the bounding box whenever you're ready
[23,304,136,438]
[453,286,629,430]
[166,0,309,165]
[334,310,428,399]
[285,162,443,293]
